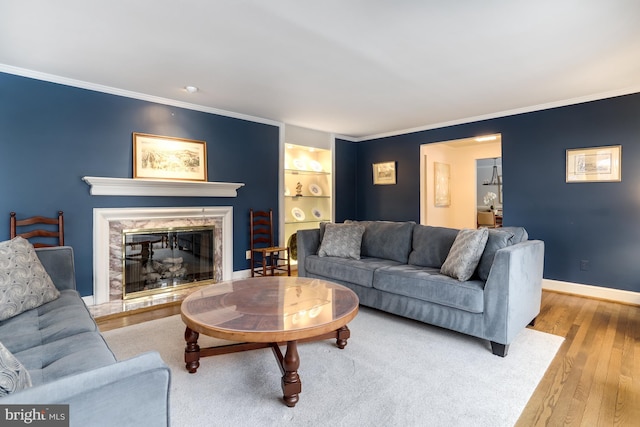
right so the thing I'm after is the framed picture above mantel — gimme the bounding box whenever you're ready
[133,132,208,181]
[566,145,621,183]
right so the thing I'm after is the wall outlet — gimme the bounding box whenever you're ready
[580,260,590,271]
[246,250,251,260]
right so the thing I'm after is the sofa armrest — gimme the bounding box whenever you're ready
[482,240,544,345]
[35,246,77,291]
[2,351,171,427]
[296,229,321,277]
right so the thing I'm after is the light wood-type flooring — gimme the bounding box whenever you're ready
[96,290,640,426]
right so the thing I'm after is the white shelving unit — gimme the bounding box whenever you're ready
[283,144,332,247]
[281,125,333,265]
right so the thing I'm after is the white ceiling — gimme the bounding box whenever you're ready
[1,1,639,140]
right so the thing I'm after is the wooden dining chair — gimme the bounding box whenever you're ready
[250,209,291,277]
[10,211,65,247]
[477,211,497,229]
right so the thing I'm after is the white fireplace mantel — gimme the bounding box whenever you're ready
[82,176,245,197]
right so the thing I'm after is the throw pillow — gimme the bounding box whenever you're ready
[476,229,515,281]
[0,237,60,321]
[440,228,489,281]
[0,341,32,396]
[318,223,366,260]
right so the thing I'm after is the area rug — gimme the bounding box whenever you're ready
[102,307,563,427]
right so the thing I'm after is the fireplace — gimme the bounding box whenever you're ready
[122,226,216,299]
[92,207,234,305]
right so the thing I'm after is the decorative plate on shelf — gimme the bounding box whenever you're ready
[309,160,323,172]
[308,184,322,196]
[312,208,322,219]
[293,159,307,170]
[291,207,305,221]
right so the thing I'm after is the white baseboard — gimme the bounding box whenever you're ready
[82,295,94,306]
[543,279,640,306]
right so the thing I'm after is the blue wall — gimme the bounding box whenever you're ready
[0,72,280,296]
[334,138,358,222]
[353,93,640,292]
[4,70,640,294]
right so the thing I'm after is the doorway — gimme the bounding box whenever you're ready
[420,134,502,229]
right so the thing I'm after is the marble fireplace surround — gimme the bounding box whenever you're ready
[92,206,233,306]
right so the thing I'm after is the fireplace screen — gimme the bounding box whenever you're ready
[122,226,215,299]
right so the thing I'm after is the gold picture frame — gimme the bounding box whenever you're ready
[434,162,451,207]
[372,161,396,185]
[566,145,621,183]
[133,133,208,181]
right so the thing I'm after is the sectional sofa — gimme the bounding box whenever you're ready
[0,238,170,426]
[297,221,544,356]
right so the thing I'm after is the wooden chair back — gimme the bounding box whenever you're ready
[10,211,65,247]
[250,209,275,250]
[477,211,496,228]
[249,209,290,277]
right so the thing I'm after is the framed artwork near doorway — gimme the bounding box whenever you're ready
[434,162,450,207]
[566,145,621,183]
[372,161,396,185]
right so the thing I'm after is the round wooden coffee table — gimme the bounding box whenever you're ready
[180,276,359,407]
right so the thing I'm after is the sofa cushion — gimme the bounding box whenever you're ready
[346,220,415,263]
[0,341,32,396]
[441,228,489,281]
[0,237,60,321]
[14,331,116,386]
[305,255,401,288]
[0,290,98,354]
[373,264,485,313]
[408,225,459,268]
[476,229,516,281]
[318,223,366,259]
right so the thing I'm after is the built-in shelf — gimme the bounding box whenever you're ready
[82,176,245,197]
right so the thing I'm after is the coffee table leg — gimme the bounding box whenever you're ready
[282,340,302,407]
[184,327,201,373]
[336,325,351,349]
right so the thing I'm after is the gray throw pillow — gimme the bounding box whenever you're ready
[318,223,366,260]
[476,229,515,281]
[0,341,32,396]
[440,228,489,281]
[0,237,60,321]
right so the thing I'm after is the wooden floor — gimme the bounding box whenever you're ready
[516,291,640,427]
[96,290,640,426]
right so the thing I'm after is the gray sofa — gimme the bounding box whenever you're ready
[297,221,544,356]
[0,245,171,427]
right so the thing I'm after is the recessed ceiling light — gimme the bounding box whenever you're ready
[184,86,198,93]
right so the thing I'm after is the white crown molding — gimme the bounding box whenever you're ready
[0,64,281,128]
[4,63,639,143]
[356,85,640,142]
[82,176,244,197]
